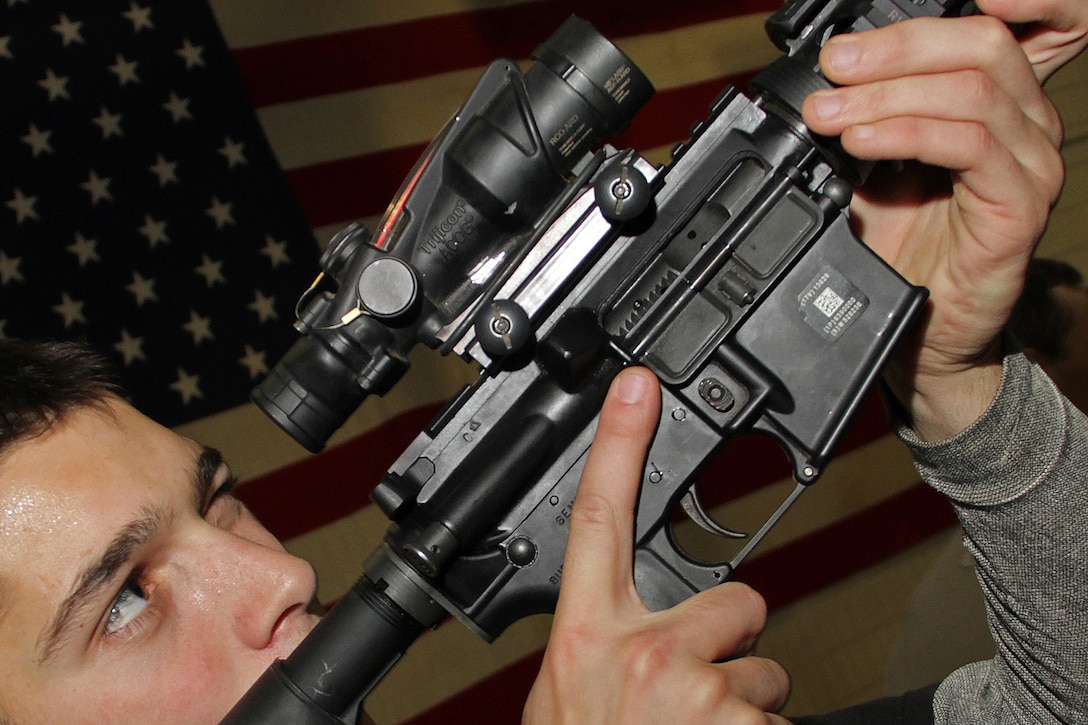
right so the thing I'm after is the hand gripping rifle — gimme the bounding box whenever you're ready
[224,1,979,721]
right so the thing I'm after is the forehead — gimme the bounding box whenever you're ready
[0,400,201,583]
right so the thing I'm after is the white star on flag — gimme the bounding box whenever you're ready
[2,0,320,426]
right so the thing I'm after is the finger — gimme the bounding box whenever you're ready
[653,581,771,663]
[1018,31,1088,82]
[632,657,790,725]
[840,115,1062,235]
[715,656,792,714]
[805,66,1059,155]
[669,656,791,721]
[836,115,1058,291]
[817,16,1060,143]
[803,70,1064,202]
[555,367,662,615]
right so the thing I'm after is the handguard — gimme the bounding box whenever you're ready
[225,1,979,722]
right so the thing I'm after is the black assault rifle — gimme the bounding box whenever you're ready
[224,1,980,721]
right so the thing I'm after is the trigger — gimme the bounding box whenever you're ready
[680,490,747,539]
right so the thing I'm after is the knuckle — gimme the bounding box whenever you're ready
[848,82,888,120]
[722,581,769,627]
[1044,146,1067,203]
[544,623,604,680]
[960,69,1001,112]
[971,14,1016,54]
[1040,99,1065,148]
[569,491,617,528]
[751,656,792,702]
[684,668,737,711]
[1029,142,1067,210]
[963,120,997,160]
[593,404,642,447]
[622,628,679,683]
[868,24,911,68]
[595,412,642,442]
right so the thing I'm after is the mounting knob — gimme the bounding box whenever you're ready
[594,158,651,221]
[474,300,531,357]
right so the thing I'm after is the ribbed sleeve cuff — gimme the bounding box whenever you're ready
[895,353,1068,507]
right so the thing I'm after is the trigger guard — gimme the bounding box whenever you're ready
[633,523,733,611]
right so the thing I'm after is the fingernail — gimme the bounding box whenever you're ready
[811,92,842,120]
[824,37,860,73]
[615,371,649,404]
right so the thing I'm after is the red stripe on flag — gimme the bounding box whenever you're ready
[285,73,756,228]
[232,0,781,108]
[237,403,443,541]
[285,144,431,233]
[738,483,958,612]
[401,651,546,725]
[397,481,958,725]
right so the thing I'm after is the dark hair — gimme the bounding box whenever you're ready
[0,339,124,454]
[0,344,122,721]
[1005,258,1085,360]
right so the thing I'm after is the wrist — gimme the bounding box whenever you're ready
[884,345,1004,442]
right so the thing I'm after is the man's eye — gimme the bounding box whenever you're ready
[105,578,149,636]
[205,477,244,525]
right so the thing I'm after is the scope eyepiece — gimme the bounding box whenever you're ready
[251,335,369,453]
[252,320,409,452]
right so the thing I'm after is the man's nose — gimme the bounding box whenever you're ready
[235,546,318,651]
[188,528,319,652]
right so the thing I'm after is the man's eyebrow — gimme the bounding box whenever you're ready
[193,446,228,511]
[37,508,165,665]
[36,447,225,665]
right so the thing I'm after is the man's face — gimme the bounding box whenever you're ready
[0,398,321,723]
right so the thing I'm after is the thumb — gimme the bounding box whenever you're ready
[556,367,661,616]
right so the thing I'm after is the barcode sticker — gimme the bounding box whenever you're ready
[799,269,868,341]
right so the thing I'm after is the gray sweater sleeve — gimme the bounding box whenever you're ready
[897,353,1088,724]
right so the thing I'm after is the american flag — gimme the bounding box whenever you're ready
[0,0,320,426]
[1,1,959,723]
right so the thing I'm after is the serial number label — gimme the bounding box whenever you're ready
[798,268,868,341]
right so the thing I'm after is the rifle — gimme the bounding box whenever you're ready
[224,1,979,721]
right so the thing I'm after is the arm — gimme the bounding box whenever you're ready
[523,368,792,725]
[801,3,1088,721]
[902,354,1088,722]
